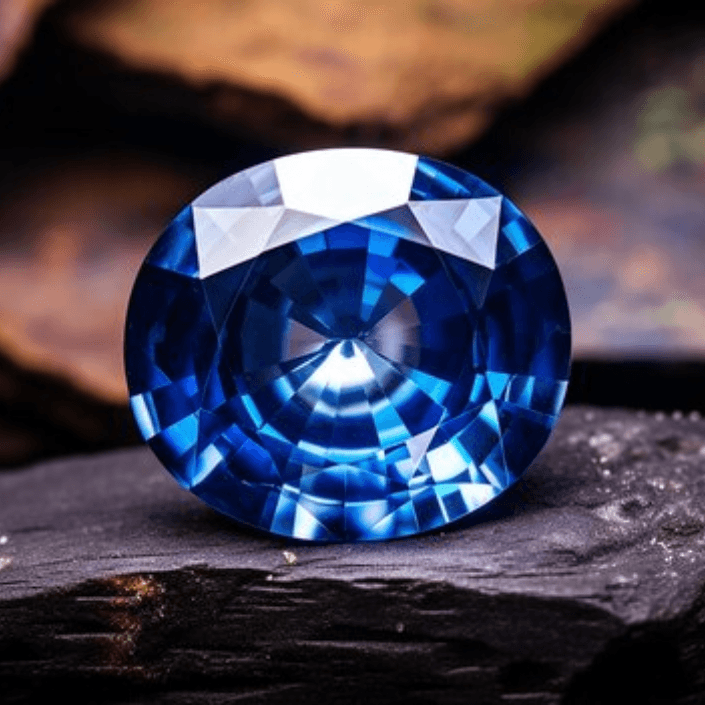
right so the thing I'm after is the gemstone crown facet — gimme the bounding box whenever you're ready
[125,149,571,541]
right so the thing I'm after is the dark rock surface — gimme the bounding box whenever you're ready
[2,405,705,703]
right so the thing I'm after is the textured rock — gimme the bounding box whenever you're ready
[2,406,705,703]
[58,0,637,154]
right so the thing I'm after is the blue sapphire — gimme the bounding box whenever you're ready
[125,149,570,541]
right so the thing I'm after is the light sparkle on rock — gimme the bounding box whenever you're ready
[282,550,298,565]
[125,148,571,542]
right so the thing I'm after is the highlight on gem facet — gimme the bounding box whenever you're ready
[124,148,571,541]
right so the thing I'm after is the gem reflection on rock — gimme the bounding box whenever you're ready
[124,148,571,542]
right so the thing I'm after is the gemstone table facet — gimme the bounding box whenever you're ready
[124,149,571,541]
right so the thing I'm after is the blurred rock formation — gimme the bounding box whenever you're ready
[3,0,705,468]
[0,0,54,80]
[59,0,636,154]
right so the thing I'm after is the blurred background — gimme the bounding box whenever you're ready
[0,0,703,468]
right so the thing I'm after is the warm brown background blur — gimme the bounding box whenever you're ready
[0,0,703,466]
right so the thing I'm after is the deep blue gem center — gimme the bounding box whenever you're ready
[125,149,571,541]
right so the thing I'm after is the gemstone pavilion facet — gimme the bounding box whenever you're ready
[125,149,571,541]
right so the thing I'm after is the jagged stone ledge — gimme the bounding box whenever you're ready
[2,405,705,703]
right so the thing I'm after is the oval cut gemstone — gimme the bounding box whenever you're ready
[125,149,571,541]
